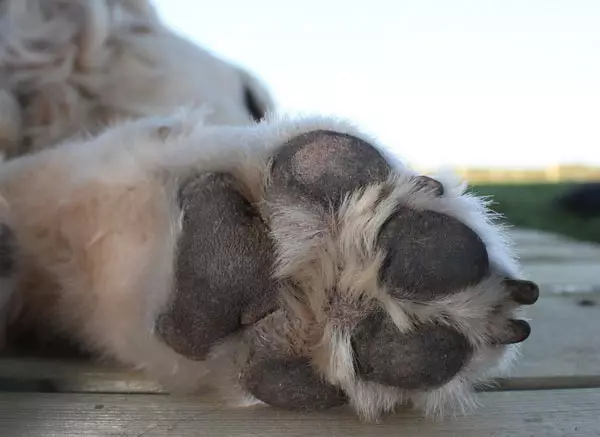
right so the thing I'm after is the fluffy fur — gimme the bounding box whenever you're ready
[0,109,534,421]
[0,0,537,424]
[0,0,274,158]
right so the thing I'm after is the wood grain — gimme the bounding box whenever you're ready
[509,228,599,248]
[0,389,599,437]
[515,294,600,379]
[0,356,162,393]
[522,263,600,288]
[508,228,600,287]
[2,293,599,394]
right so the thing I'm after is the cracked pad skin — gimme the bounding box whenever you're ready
[156,173,278,360]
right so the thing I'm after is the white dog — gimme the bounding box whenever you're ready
[0,0,539,423]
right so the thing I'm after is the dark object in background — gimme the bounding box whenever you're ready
[555,182,600,219]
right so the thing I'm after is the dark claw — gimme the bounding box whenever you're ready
[414,176,444,196]
[496,319,531,345]
[504,279,540,305]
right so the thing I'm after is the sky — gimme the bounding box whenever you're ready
[152,0,600,169]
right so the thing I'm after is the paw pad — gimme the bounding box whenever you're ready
[240,312,346,410]
[156,173,278,360]
[351,311,473,389]
[378,208,490,301]
[269,130,391,208]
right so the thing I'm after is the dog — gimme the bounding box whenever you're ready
[0,0,539,423]
[0,109,539,421]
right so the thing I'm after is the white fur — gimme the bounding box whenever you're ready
[0,109,528,422]
[0,0,275,157]
[0,0,530,424]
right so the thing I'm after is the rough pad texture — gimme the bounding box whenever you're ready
[378,208,490,301]
[242,355,346,410]
[270,130,391,208]
[352,311,473,389]
[156,173,278,360]
[241,311,346,410]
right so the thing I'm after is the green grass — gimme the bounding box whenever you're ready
[470,183,600,244]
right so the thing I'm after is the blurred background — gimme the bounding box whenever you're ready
[153,0,600,242]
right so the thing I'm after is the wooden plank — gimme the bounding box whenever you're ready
[493,226,600,384]
[521,262,600,289]
[0,357,162,393]
[509,228,600,264]
[0,389,599,436]
[517,246,600,263]
[544,284,600,295]
[508,228,591,246]
[0,294,599,394]
[508,228,600,291]
[514,294,600,379]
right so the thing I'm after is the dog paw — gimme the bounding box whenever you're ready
[237,128,539,420]
[150,125,539,421]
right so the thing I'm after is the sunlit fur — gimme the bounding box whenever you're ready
[0,0,274,159]
[0,0,527,424]
[0,109,527,422]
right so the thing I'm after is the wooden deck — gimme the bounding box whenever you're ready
[1,227,599,436]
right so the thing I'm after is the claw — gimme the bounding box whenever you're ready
[504,279,540,305]
[496,319,531,345]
